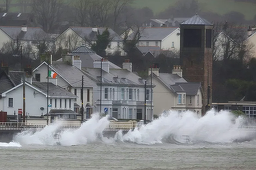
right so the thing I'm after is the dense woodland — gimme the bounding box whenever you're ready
[0,0,256,103]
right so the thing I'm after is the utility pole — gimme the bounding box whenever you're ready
[100,58,103,114]
[21,46,26,124]
[47,61,49,125]
[144,80,147,125]
[81,75,84,123]
[151,66,153,120]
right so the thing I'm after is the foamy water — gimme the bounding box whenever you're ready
[3,110,256,147]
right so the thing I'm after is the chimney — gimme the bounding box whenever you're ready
[93,58,109,73]
[72,55,81,70]
[92,28,98,32]
[148,63,159,76]
[21,25,27,32]
[0,62,9,75]
[122,59,132,72]
[172,65,182,77]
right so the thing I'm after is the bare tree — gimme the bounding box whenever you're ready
[31,0,63,33]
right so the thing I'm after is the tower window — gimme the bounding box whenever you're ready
[184,29,201,48]
[206,29,212,48]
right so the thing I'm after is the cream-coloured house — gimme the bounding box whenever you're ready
[147,65,203,117]
[55,27,125,56]
[246,27,256,58]
[0,26,49,58]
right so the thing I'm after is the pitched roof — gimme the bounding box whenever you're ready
[70,27,122,41]
[129,27,178,41]
[181,15,213,26]
[0,69,15,94]
[0,26,48,41]
[70,45,120,69]
[171,82,201,95]
[51,61,96,88]
[83,67,145,86]
[0,12,31,26]
[32,82,77,98]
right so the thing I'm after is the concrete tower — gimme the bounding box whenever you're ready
[180,15,213,115]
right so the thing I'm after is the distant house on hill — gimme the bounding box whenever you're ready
[127,27,180,56]
[143,18,189,27]
[0,12,33,26]
[246,26,256,58]
[0,25,51,58]
[55,27,125,56]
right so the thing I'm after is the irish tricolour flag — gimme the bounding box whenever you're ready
[48,70,57,78]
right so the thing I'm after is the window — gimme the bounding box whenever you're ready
[50,99,52,107]
[137,89,139,101]
[129,108,133,119]
[184,29,202,48]
[65,99,67,108]
[35,74,40,81]
[8,98,13,107]
[69,99,71,108]
[155,41,158,46]
[197,95,199,106]
[113,89,115,100]
[55,99,57,108]
[60,99,62,108]
[129,89,133,100]
[146,89,150,100]
[87,89,90,102]
[206,29,212,48]
[121,88,125,100]
[172,42,174,48]
[182,94,186,104]
[189,96,192,104]
[110,88,112,99]
[74,89,77,95]
[104,88,108,99]
[178,94,182,104]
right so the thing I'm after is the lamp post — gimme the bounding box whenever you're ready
[144,80,147,125]
[100,58,103,114]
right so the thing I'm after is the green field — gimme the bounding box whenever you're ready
[1,0,256,20]
[131,0,256,20]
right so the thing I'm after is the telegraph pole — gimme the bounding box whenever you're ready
[144,80,147,125]
[81,75,84,123]
[47,61,49,125]
[21,46,25,124]
[100,58,103,114]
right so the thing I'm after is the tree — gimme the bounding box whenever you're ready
[31,0,63,33]
[91,28,111,56]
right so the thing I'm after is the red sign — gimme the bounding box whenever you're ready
[18,109,22,114]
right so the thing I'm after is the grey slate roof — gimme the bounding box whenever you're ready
[0,69,15,94]
[9,71,23,86]
[129,27,178,41]
[51,61,96,88]
[70,27,122,41]
[0,13,31,26]
[70,45,120,69]
[171,82,201,95]
[137,46,161,55]
[83,67,145,86]
[158,73,187,86]
[0,26,48,41]
[181,15,213,26]
[32,81,77,98]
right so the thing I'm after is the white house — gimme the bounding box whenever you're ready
[0,81,77,117]
[55,27,125,56]
[0,25,50,58]
[246,27,256,58]
[147,65,203,117]
[83,59,154,121]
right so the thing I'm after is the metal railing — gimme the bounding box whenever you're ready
[0,121,138,131]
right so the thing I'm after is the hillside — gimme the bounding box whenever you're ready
[0,0,255,21]
[131,0,256,20]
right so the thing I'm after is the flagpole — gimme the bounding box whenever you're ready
[47,62,49,125]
